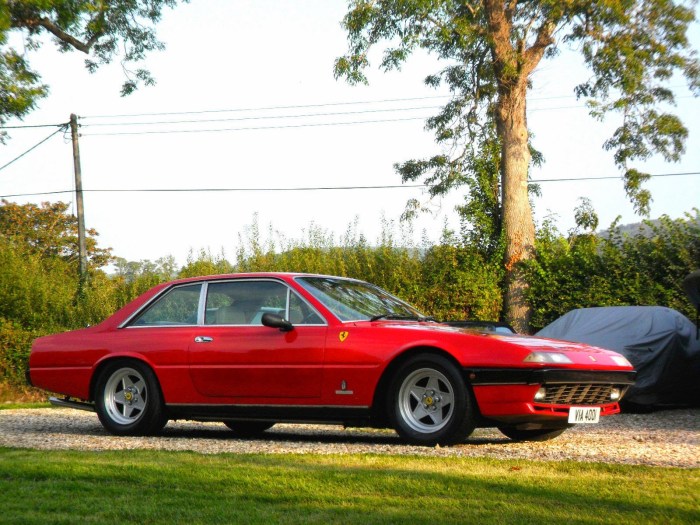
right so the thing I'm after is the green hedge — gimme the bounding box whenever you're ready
[1,210,698,388]
[524,211,700,331]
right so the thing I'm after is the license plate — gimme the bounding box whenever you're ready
[568,406,601,424]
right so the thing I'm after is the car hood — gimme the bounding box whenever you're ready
[364,321,633,369]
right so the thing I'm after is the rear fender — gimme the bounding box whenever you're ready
[89,353,160,402]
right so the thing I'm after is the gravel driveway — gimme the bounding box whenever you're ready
[1,407,697,468]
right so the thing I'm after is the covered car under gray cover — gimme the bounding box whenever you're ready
[536,306,700,407]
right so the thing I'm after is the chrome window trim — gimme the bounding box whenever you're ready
[124,324,200,329]
[194,319,328,328]
[285,287,291,320]
[197,282,208,325]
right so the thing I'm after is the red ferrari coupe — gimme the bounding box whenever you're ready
[28,273,636,445]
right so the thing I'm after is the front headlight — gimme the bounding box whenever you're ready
[611,355,632,367]
[523,352,573,364]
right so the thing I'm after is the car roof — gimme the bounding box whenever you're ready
[165,272,366,286]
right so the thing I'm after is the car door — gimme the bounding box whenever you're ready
[188,279,327,400]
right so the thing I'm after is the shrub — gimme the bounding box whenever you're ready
[0,318,37,386]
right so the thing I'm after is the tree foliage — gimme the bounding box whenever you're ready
[335,0,699,331]
[0,199,112,267]
[0,0,183,132]
[111,255,178,306]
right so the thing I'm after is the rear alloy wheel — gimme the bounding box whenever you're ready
[223,421,275,437]
[95,360,166,436]
[497,426,568,442]
[389,354,475,446]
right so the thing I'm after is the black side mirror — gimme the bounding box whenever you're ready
[261,312,294,332]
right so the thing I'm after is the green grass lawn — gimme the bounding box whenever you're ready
[0,402,51,410]
[1,448,697,524]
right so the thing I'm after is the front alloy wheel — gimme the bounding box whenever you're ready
[389,354,475,446]
[95,360,166,436]
[398,368,455,434]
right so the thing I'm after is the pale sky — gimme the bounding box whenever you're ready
[1,0,698,267]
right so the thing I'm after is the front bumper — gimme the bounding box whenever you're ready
[465,367,636,425]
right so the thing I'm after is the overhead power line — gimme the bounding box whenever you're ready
[0,127,66,174]
[4,87,693,130]
[0,122,68,130]
[80,95,452,119]
[532,172,700,182]
[80,105,443,128]
[80,102,699,138]
[4,93,694,136]
[1,172,697,199]
[76,86,695,120]
[80,115,432,136]
[0,184,425,198]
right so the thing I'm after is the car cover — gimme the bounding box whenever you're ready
[536,306,700,407]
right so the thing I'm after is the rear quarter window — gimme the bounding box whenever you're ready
[130,284,202,326]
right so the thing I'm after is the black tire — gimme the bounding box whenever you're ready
[498,426,568,442]
[223,421,275,437]
[388,354,476,446]
[94,360,167,436]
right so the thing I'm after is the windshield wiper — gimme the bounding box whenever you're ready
[369,313,436,322]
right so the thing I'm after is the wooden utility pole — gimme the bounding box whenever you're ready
[70,113,88,286]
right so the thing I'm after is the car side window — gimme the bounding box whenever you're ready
[205,280,287,325]
[130,284,202,326]
[205,280,324,326]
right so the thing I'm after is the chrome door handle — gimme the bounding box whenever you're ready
[194,336,213,343]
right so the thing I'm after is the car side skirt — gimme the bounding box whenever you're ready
[165,403,372,425]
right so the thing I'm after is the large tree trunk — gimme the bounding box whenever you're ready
[496,85,535,333]
[483,1,555,332]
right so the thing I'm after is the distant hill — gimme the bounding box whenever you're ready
[599,214,700,240]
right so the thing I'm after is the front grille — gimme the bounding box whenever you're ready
[540,384,617,405]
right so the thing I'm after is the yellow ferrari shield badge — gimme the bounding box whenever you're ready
[338,331,349,343]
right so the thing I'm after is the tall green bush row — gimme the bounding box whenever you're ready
[1,206,698,389]
[524,210,700,331]
[0,240,125,385]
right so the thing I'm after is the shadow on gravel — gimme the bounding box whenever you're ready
[159,425,512,446]
[34,414,513,446]
[160,424,512,446]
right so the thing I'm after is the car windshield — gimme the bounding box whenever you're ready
[296,276,427,322]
